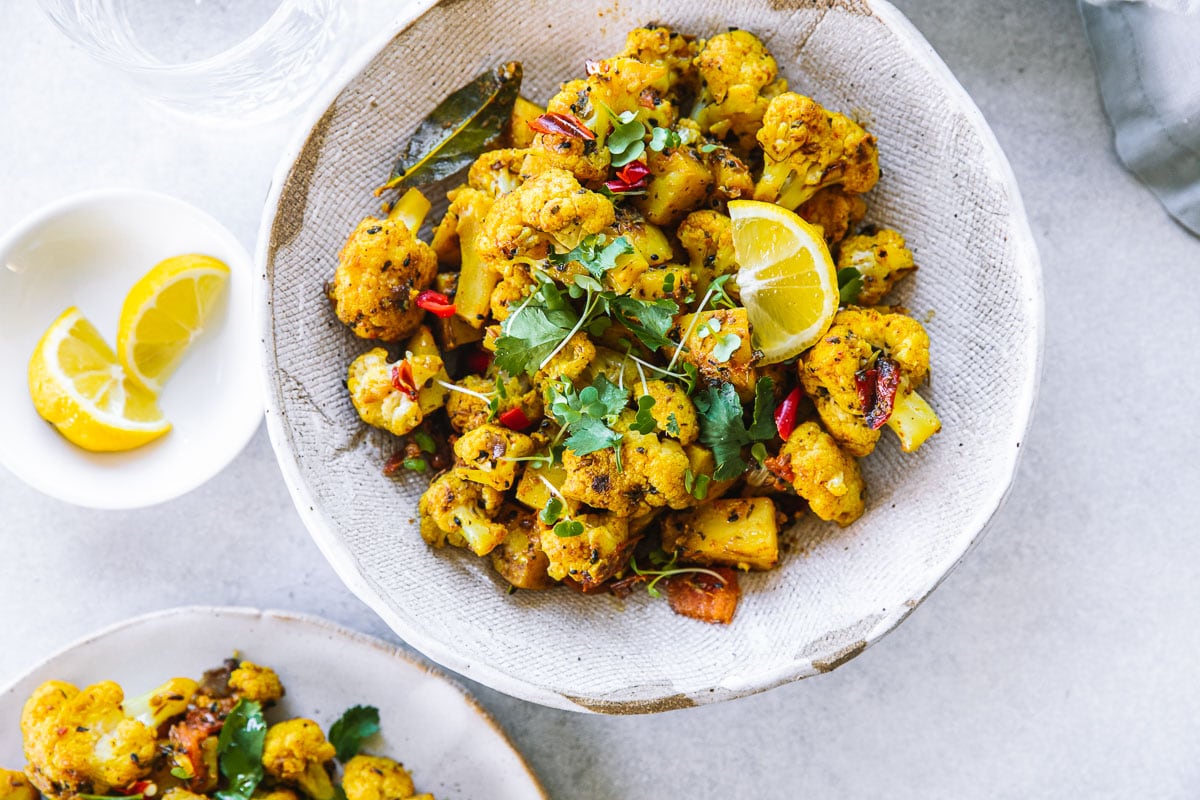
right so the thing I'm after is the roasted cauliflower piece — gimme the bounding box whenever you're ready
[453,424,535,491]
[753,92,880,211]
[21,680,156,797]
[0,769,37,800]
[642,379,699,444]
[261,719,336,800]
[478,169,615,268]
[534,332,596,392]
[800,307,939,455]
[838,229,917,305]
[798,186,868,246]
[341,755,415,800]
[122,676,198,728]
[429,186,497,327]
[771,421,865,525]
[227,662,284,706]
[329,190,438,341]
[691,30,787,153]
[619,26,700,102]
[537,511,636,587]
[701,142,755,204]
[467,147,529,198]
[559,423,692,517]
[444,374,542,434]
[419,470,507,556]
[347,346,445,438]
[660,497,780,571]
[669,308,758,400]
[676,210,738,295]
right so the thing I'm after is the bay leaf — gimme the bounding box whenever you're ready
[377,61,522,193]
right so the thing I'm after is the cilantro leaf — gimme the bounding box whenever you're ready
[838,267,863,305]
[665,412,681,437]
[328,704,380,763]
[214,700,267,800]
[695,384,752,480]
[550,235,634,280]
[564,415,623,456]
[494,279,579,375]
[748,376,777,440]
[548,375,629,461]
[605,294,678,350]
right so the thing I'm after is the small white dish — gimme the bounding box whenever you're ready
[0,188,261,508]
[0,606,546,800]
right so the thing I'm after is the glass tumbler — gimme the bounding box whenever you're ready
[36,0,354,125]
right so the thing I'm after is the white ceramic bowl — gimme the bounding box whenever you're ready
[0,189,262,508]
[0,607,546,800]
[258,0,1042,712]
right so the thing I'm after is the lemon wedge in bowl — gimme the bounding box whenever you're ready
[117,254,230,393]
[729,199,839,364]
[28,307,171,452]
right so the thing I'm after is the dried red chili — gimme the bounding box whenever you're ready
[415,289,456,318]
[529,111,596,140]
[390,361,419,400]
[604,160,651,193]
[774,386,803,441]
[856,356,899,429]
[497,407,533,432]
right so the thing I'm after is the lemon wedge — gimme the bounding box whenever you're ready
[729,199,839,364]
[28,307,171,452]
[117,254,230,392]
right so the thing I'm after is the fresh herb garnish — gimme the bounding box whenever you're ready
[665,412,681,437]
[549,234,634,280]
[711,332,742,363]
[214,699,267,800]
[379,62,522,193]
[548,375,628,467]
[540,495,564,525]
[493,278,582,375]
[631,394,657,434]
[328,705,380,763]
[605,294,678,350]
[554,519,585,538]
[694,377,777,480]
[629,549,726,598]
[649,126,682,152]
[607,110,647,166]
[838,267,864,305]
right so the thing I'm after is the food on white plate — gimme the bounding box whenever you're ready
[327,26,941,624]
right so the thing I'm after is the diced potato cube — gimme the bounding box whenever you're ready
[490,506,554,589]
[669,307,758,400]
[453,425,534,491]
[507,95,544,149]
[514,461,571,512]
[635,147,713,226]
[434,273,484,350]
[633,264,693,302]
[661,497,780,571]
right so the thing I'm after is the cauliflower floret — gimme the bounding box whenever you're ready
[21,680,156,797]
[537,511,636,587]
[347,347,445,437]
[642,379,699,444]
[770,421,866,526]
[586,56,678,128]
[754,92,880,211]
[261,719,335,800]
[227,662,284,706]
[444,374,542,434]
[490,505,555,590]
[797,187,868,246]
[534,332,595,393]
[701,142,754,204]
[329,193,438,342]
[676,210,737,296]
[452,424,535,490]
[341,755,415,800]
[559,422,692,516]
[619,26,700,102]
[478,169,615,268]
[838,229,917,305]
[1,769,37,800]
[800,306,939,456]
[418,470,507,556]
[467,148,529,198]
[488,271,534,322]
[692,30,787,153]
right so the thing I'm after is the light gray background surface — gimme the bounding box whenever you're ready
[2,1,1197,797]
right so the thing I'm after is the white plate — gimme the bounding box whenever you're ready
[0,607,546,800]
[0,189,261,508]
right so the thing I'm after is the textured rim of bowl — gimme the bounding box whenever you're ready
[0,187,263,510]
[0,605,547,800]
[255,0,1044,713]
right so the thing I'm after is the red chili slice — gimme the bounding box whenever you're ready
[529,111,596,141]
[774,386,803,441]
[604,160,651,193]
[390,361,419,401]
[415,289,456,318]
[856,356,899,430]
[497,407,533,432]
[464,348,492,375]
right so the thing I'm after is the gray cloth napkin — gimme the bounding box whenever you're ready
[1080,0,1200,237]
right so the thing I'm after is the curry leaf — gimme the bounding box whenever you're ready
[379,62,523,192]
[214,700,267,800]
[328,705,380,763]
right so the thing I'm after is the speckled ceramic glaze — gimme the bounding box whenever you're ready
[256,0,1042,713]
[0,607,546,799]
